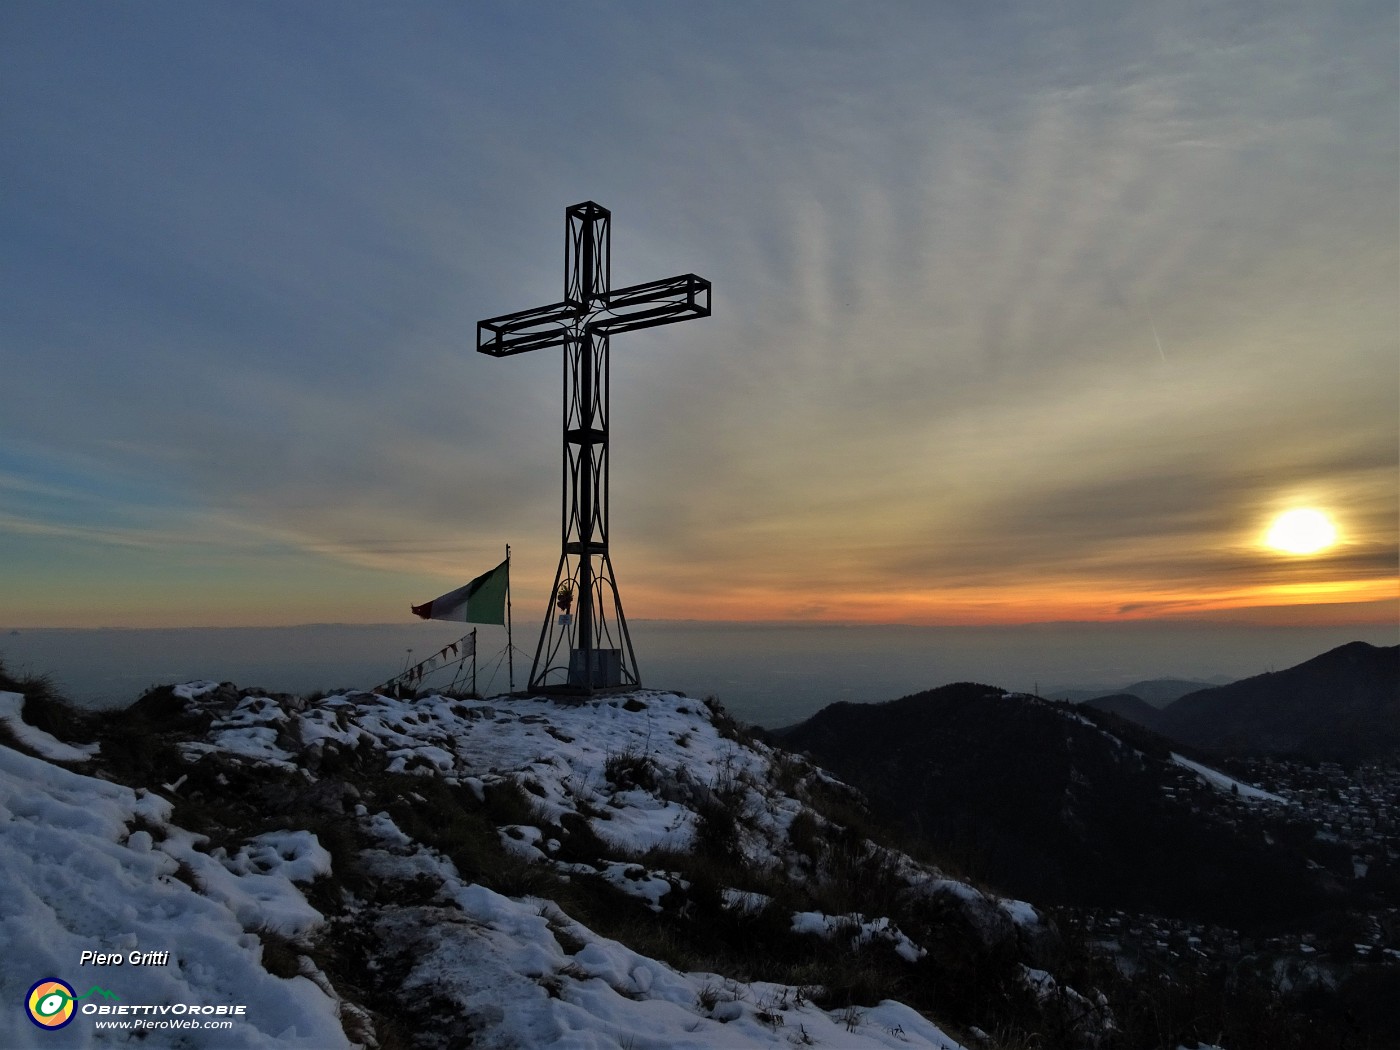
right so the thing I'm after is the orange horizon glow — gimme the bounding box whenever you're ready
[620,578,1399,628]
[6,587,1397,632]
[5,545,1395,631]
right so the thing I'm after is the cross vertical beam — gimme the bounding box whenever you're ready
[477,202,710,694]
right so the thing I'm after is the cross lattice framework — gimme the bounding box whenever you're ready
[478,202,710,693]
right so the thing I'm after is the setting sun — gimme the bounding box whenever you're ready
[1265,508,1338,555]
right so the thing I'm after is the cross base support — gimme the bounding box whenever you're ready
[526,549,641,695]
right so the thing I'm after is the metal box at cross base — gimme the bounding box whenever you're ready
[569,648,622,689]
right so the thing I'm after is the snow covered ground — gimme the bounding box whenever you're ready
[0,733,347,1047]
[1170,753,1291,804]
[1,684,1023,1048]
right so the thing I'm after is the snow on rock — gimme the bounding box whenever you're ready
[389,862,965,1049]
[173,681,225,701]
[182,694,301,769]
[0,691,99,762]
[791,910,927,963]
[0,743,347,1048]
[576,860,683,912]
[163,829,334,938]
[1020,964,1112,1033]
[999,897,1041,928]
[233,830,334,883]
[187,689,794,863]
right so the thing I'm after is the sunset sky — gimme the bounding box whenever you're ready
[3,1,1396,630]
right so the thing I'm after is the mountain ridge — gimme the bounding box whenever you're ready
[1049,677,1226,708]
[1154,641,1399,761]
[1080,692,1166,729]
[773,681,1326,924]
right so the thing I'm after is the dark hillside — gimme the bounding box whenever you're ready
[776,683,1324,927]
[1158,642,1399,761]
[1082,692,1165,731]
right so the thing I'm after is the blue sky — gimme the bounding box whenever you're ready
[2,1,1396,628]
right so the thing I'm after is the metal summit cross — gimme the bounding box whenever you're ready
[478,202,710,694]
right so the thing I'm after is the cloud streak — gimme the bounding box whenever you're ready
[1,1,1395,627]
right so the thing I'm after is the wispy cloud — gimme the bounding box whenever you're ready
[1,1,1394,626]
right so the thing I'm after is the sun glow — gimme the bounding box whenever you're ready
[1265,508,1338,555]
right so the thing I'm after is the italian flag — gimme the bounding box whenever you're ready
[412,559,508,625]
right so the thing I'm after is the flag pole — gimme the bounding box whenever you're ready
[472,627,478,697]
[506,544,515,693]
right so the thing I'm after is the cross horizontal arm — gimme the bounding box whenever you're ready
[478,273,709,356]
[586,274,710,337]
[477,299,585,357]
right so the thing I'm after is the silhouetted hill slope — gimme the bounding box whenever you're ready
[1157,642,1399,761]
[775,683,1325,927]
[1082,692,1165,730]
[1052,678,1220,708]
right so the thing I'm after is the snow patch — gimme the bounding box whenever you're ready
[1171,753,1291,804]
[0,743,346,1047]
[0,691,99,762]
[792,910,927,963]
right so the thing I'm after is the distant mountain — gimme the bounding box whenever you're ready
[1081,692,1165,730]
[1050,678,1224,708]
[774,683,1325,926]
[1157,642,1399,762]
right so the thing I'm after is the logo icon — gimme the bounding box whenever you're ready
[24,979,118,1030]
[25,979,77,1030]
